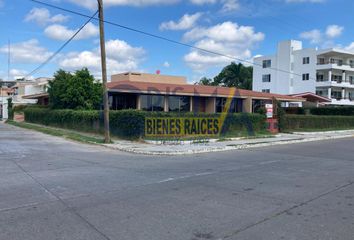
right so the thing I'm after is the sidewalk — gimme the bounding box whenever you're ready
[104,130,354,155]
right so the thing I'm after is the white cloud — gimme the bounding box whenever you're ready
[160,13,203,31]
[220,0,240,12]
[0,39,52,63]
[189,0,217,4]
[8,69,30,80]
[25,8,69,26]
[286,0,325,3]
[66,0,180,9]
[345,42,354,52]
[325,25,344,38]
[59,39,145,77]
[299,29,322,44]
[163,61,170,67]
[44,22,99,41]
[183,22,264,72]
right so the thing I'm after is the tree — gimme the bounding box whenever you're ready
[198,62,253,90]
[48,68,103,110]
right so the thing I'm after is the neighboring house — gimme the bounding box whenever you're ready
[13,77,52,105]
[253,40,354,106]
[107,72,304,113]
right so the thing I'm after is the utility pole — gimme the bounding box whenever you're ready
[98,0,111,143]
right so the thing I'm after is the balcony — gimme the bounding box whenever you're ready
[328,98,354,106]
[317,59,354,71]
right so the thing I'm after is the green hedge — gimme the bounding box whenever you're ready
[23,108,266,139]
[283,115,354,131]
[309,107,354,116]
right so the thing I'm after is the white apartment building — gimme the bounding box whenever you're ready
[253,40,354,106]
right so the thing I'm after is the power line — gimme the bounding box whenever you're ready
[29,0,316,81]
[24,9,99,79]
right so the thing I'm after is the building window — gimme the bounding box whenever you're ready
[262,60,271,68]
[262,89,270,93]
[141,94,164,111]
[168,96,190,112]
[316,90,324,96]
[350,76,354,84]
[316,74,324,82]
[331,91,342,100]
[215,98,243,113]
[333,75,343,83]
[262,74,271,82]
[110,93,137,110]
[302,73,310,81]
[303,57,310,64]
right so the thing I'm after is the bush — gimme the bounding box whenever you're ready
[283,115,354,131]
[23,108,267,139]
[309,107,354,116]
[284,107,306,115]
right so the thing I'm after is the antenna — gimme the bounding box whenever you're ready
[7,39,10,81]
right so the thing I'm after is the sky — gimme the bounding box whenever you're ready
[0,0,354,83]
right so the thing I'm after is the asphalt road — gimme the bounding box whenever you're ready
[1,123,354,240]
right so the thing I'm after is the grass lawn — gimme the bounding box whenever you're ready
[7,121,106,144]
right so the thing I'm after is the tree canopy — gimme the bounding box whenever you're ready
[48,68,103,110]
[198,62,253,90]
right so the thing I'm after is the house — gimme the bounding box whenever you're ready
[107,72,304,113]
[14,77,52,106]
[253,40,354,106]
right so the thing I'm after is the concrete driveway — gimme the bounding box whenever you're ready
[1,123,354,240]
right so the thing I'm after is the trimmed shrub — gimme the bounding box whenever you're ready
[310,107,354,116]
[283,115,354,131]
[284,107,306,115]
[23,107,267,139]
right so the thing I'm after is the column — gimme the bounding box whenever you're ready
[190,97,193,112]
[342,88,345,100]
[243,97,252,113]
[328,70,332,82]
[328,87,332,99]
[164,96,168,112]
[136,95,141,110]
[205,97,216,113]
[342,71,346,83]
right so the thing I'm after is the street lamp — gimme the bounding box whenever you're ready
[97,0,110,143]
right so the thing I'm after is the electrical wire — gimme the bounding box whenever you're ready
[28,0,317,81]
[24,9,99,78]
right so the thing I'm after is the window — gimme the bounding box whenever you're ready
[215,98,243,113]
[316,74,324,82]
[303,57,310,64]
[350,76,354,85]
[168,96,190,112]
[318,58,325,65]
[262,89,270,93]
[110,93,137,110]
[141,95,164,111]
[331,91,342,100]
[302,73,310,81]
[316,90,324,96]
[262,74,271,82]
[262,60,271,68]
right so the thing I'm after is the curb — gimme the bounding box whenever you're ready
[103,134,354,156]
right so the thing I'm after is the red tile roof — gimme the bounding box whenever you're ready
[107,81,304,102]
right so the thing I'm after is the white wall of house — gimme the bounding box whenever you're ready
[253,40,354,106]
[0,97,8,119]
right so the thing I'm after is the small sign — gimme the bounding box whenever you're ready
[265,104,273,119]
